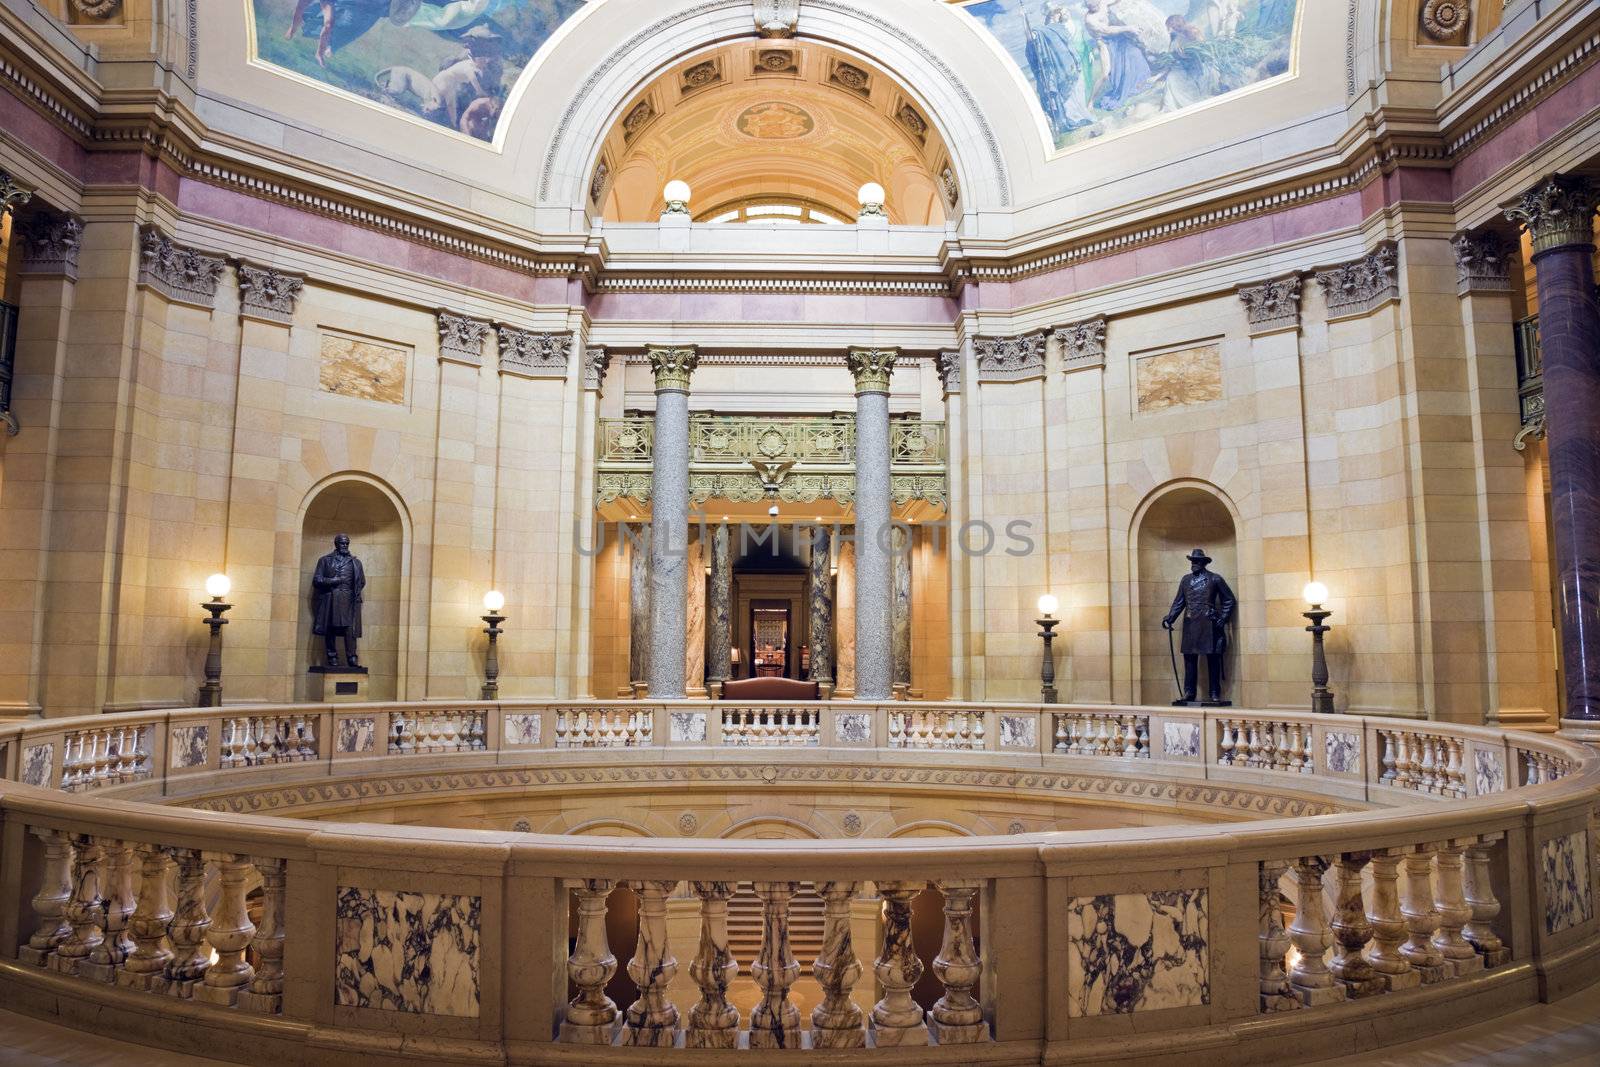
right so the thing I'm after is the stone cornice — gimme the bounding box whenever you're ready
[595,274,953,296]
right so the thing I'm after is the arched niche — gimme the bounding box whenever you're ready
[1133,484,1240,707]
[296,477,409,702]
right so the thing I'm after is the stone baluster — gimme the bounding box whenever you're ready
[1399,846,1447,982]
[561,880,619,1043]
[1463,834,1509,966]
[238,858,287,1013]
[685,882,739,1048]
[1396,733,1418,788]
[930,880,986,1042]
[870,881,929,1045]
[1258,860,1297,1012]
[1328,852,1383,996]
[21,829,74,965]
[811,881,866,1048]
[163,848,213,994]
[117,846,174,990]
[1287,858,1345,1005]
[621,880,680,1046]
[49,835,105,975]
[750,882,803,1048]
[196,854,256,1005]
[1053,715,1068,753]
[1432,840,1484,974]
[80,840,134,982]
[1379,731,1397,782]
[1218,720,1236,764]
[1362,849,1419,990]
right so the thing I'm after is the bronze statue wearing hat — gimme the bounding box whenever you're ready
[311,534,365,668]
[1162,548,1236,705]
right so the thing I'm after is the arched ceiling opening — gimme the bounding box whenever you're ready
[592,41,956,226]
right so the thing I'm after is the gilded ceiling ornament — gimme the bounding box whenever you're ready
[1504,175,1600,256]
[737,102,815,139]
[681,60,721,91]
[755,49,797,74]
[1419,0,1468,41]
[830,61,871,95]
[622,99,656,140]
[754,0,799,38]
[896,104,929,142]
[847,348,898,393]
[69,0,122,18]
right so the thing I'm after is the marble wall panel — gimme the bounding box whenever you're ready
[21,743,52,787]
[1474,749,1506,795]
[1163,723,1200,758]
[1324,731,1360,774]
[504,713,541,747]
[338,717,376,754]
[1541,831,1594,935]
[335,887,480,1017]
[169,725,207,769]
[1067,889,1209,1016]
[319,331,408,406]
[999,714,1037,750]
[835,712,871,744]
[670,711,707,743]
[1135,345,1222,413]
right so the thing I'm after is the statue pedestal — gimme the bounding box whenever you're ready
[1172,699,1232,708]
[311,665,369,703]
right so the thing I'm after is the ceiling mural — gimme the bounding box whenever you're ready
[950,0,1300,151]
[249,0,589,142]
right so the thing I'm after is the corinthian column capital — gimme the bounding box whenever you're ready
[647,345,699,392]
[846,348,898,394]
[1504,175,1600,256]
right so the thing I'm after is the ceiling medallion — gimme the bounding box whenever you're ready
[1420,0,1468,40]
[736,102,816,139]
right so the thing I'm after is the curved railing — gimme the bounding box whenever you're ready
[1,700,1596,1066]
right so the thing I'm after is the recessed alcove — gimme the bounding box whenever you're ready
[1135,485,1240,706]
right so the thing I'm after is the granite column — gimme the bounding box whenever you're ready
[1506,176,1600,729]
[891,527,912,699]
[849,349,897,701]
[707,524,732,699]
[808,526,835,698]
[628,526,651,698]
[647,346,698,700]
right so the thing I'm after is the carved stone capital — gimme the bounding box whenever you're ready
[974,333,1047,383]
[137,226,225,308]
[648,345,699,392]
[846,347,898,394]
[1504,175,1600,256]
[1313,243,1399,320]
[437,311,492,366]
[585,346,610,392]
[1451,231,1512,295]
[18,210,82,281]
[936,350,963,396]
[498,326,572,378]
[755,0,799,38]
[1055,318,1107,371]
[0,170,32,218]
[235,263,304,324]
[1238,276,1303,335]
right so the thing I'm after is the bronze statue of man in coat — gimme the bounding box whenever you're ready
[1162,548,1235,705]
[312,533,365,668]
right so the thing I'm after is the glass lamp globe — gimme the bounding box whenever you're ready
[1037,594,1060,617]
[663,179,692,206]
[858,182,886,208]
[205,573,231,599]
[1303,581,1329,608]
[483,590,506,614]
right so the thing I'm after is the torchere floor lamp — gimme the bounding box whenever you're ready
[199,573,232,707]
[1037,594,1061,705]
[482,591,507,700]
[1303,582,1335,715]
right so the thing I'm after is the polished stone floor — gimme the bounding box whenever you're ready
[1,983,1598,1065]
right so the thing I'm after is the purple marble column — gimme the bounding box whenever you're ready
[1506,176,1600,725]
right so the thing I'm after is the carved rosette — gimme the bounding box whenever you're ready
[584,346,610,392]
[847,348,898,394]
[498,327,572,378]
[649,345,699,392]
[1238,275,1303,335]
[1056,317,1107,371]
[1450,231,1512,295]
[1313,243,1399,319]
[70,0,123,16]
[936,350,963,396]
[975,333,1047,383]
[18,211,83,280]
[236,263,305,325]
[0,170,32,218]
[755,0,799,38]
[437,311,492,366]
[138,227,226,309]
[1504,175,1600,256]
[1419,0,1468,41]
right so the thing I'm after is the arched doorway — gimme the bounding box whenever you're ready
[296,478,407,702]
[1134,485,1239,706]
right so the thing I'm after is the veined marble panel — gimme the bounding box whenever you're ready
[170,725,208,769]
[319,332,407,406]
[1135,345,1222,413]
[336,888,480,1017]
[504,713,542,747]
[1067,890,1209,1017]
[21,743,52,787]
[671,711,707,744]
[835,712,871,744]
[999,715,1037,751]
[1474,749,1506,795]
[1541,832,1594,935]
[1324,731,1360,775]
[338,717,376,754]
[1163,723,1200,759]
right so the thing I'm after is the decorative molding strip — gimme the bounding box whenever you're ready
[975,333,1047,383]
[1055,318,1107,372]
[0,51,94,137]
[936,349,963,395]
[438,311,492,367]
[1451,230,1512,295]
[1446,26,1600,157]
[595,275,952,295]
[620,350,927,369]
[1237,275,1303,335]
[236,262,305,325]
[137,225,225,308]
[17,210,82,281]
[1314,242,1400,320]
[497,326,572,378]
[584,346,610,392]
[755,0,799,37]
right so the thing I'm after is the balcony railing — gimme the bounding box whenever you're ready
[1,299,16,435]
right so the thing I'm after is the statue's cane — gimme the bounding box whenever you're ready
[1167,621,1184,702]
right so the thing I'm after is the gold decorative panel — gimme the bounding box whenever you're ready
[319,331,409,406]
[1136,345,1222,414]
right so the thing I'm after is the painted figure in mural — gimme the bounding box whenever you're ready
[1160,16,1218,111]
[1083,0,1155,109]
[1161,548,1235,704]
[312,534,366,668]
[1194,0,1243,38]
[1025,3,1094,133]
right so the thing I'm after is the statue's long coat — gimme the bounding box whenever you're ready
[1166,569,1235,655]
[312,551,365,637]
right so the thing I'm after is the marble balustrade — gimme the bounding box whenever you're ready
[59,725,151,791]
